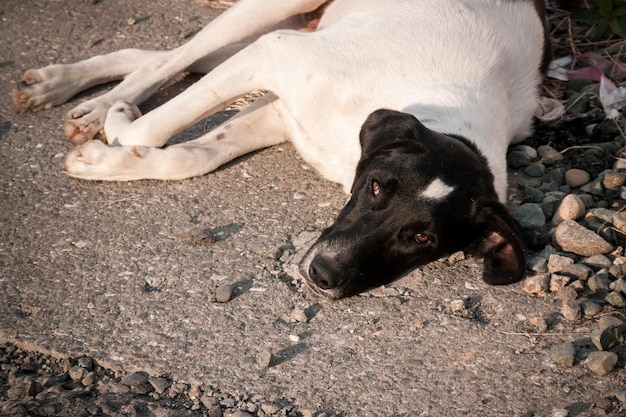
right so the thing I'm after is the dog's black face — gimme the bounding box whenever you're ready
[300,109,526,299]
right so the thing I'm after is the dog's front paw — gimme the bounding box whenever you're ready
[64,100,111,144]
[12,66,81,111]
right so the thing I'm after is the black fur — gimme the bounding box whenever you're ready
[300,109,525,299]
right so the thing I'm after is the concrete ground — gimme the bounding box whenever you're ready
[0,1,623,415]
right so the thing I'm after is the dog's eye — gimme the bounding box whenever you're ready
[415,233,430,244]
[372,180,381,197]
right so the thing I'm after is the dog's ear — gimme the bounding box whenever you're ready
[359,109,426,155]
[467,203,526,285]
[353,110,426,192]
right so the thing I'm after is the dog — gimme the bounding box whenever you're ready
[13,0,549,299]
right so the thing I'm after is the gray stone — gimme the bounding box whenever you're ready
[256,347,274,369]
[148,376,170,395]
[598,315,624,329]
[508,149,532,168]
[553,221,614,256]
[590,327,621,351]
[559,264,593,280]
[121,372,152,395]
[541,192,566,219]
[550,274,571,293]
[560,299,581,322]
[549,342,575,366]
[514,203,546,229]
[76,357,93,371]
[581,301,603,317]
[527,255,548,273]
[215,283,235,303]
[524,163,546,177]
[525,187,545,203]
[290,307,309,323]
[582,254,613,270]
[588,274,612,293]
[610,277,626,294]
[548,254,575,273]
[68,366,88,382]
[606,291,626,307]
[580,178,605,197]
[586,351,618,376]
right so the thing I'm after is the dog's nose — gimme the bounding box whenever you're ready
[308,254,341,290]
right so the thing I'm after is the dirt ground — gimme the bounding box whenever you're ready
[0,1,624,416]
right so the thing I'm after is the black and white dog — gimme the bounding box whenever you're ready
[13,0,549,299]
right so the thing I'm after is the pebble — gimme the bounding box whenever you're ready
[590,327,621,351]
[586,351,618,376]
[148,376,170,395]
[529,316,548,333]
[560,264,593,280]
[550,274,571,293]
[541,192,566,219]
[581,301,603,317]
[68,365,88,382]
[554,194,586,223]
[524,163,546,177]
[290,307,309,323]
[523,274,550,295]
[547,254,575,273]
[598,315,624,329]
[537,145,564,165]
[588,274,611,293]
[514,203,546,229]
[553,409,569,417]
[508,149,533,168]
[610,277,626,293]
[582,254,613,270]
[256,348,274,369]
[215,283,235,303]
[121,372,152,395]
[613,211,626,233]
[602,170,626,189]
[605,291,626,307]
[549,342,576,366]
[560,299,581,322]
[564,169,591,188]
[553,220,614,256]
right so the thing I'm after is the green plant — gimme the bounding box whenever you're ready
[576,0,626,40]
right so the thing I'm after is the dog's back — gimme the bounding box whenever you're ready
[275,0,547,200]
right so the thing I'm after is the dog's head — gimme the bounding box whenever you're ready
[299,109,525,299]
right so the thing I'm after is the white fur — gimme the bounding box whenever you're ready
[421,178,455,201]
[16,0,545,202]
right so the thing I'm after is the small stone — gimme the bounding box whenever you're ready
[554,194,586,223]
[550,274,571,293]
[215,283,234,303]
[606,291,626,307]
[524,163,546,177]
[557,286,578,301]
[69,365,88,382]
[450,299,466,312]
[230,412,254,417]
[525,187,545,203]
[290,307,309,323]
[81,371,97,387]
[256,348,274,369]
[565,169,591,188]
[201,395,220,408]
[598,315,624,329]
[582,254,613,270]
[602,170,626,189]
[549,342,576,366]
[261,404,282,415]
[528,255,549,273]
[560,264,593,280]
[508,149,532,168]
[77,357,93,371]
[553,220,614,256]
[613,211,626,233]
[548,254,575,273]
[514,203,546,229]
[590,327,621,351]
[586,351,618,376]
[538,145,564,165]
[148,377,170,395]
[208,404,223,417]
[561,299,581,322]
[529,316,548,333]
[610,277,626,294]
[523,274,550,295]
[121,372,152,394]
[553,409,569,417]
[609,264,625,279]
[581,301,603,317]
[588,274,612,293]
[541,192,566,219]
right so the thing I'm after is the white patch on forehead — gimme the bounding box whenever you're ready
[420,178,455,200]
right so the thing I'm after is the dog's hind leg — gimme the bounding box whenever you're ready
[64,93,288,181]
[22,0,328,144]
